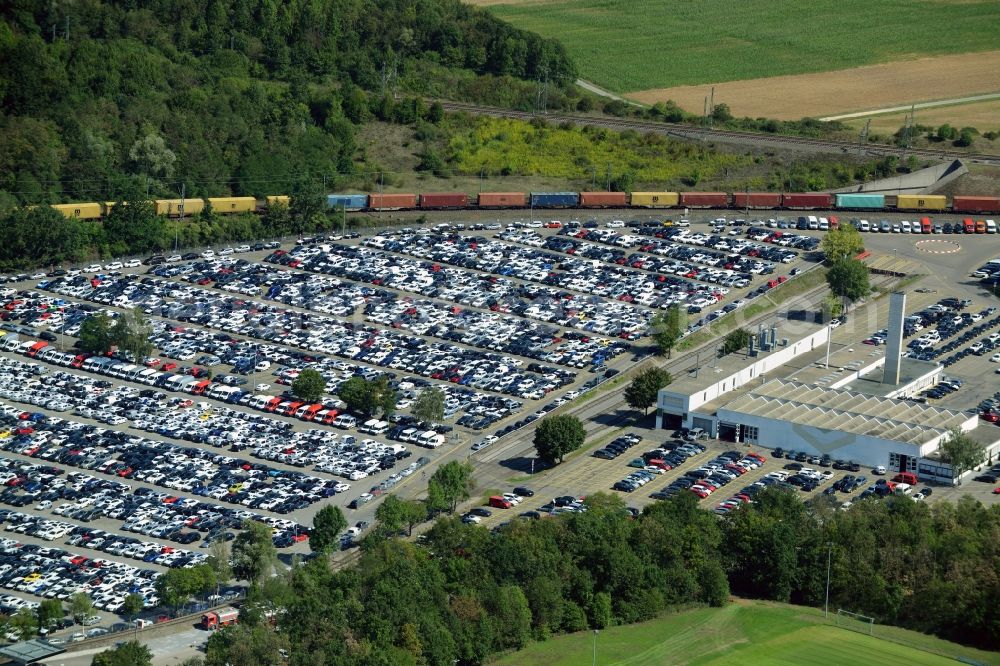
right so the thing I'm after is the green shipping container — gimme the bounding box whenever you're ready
[835,193,885,209]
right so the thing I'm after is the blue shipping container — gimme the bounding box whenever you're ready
[530,192,580,208]
[835,193,885,209]
[326,194,369,211]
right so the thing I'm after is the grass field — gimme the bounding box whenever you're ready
[482,0,1000,93]
[488,600,1000,666]
[845,99,1000,136]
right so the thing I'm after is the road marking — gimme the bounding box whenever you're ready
[915,239,962,254]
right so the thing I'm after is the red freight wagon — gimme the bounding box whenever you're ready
[782,193,833,209]
[679,192,729,207]
[368,193,418,210]
[579,191,628,207]
[733,192,782,208]
[953,195,1000,213]
[478,192,527,208]
[419,193,468,209]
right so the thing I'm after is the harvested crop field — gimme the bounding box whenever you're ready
[844,99,1000,135]
[480,0,1000,92]
[627,51,1000,121]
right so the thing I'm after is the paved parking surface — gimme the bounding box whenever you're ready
[3,208,1000,651]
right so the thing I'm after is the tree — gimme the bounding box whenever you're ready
[427,460,475,513]
[36,598,63,633]
[936,124,957,141]
[826,258,871,311]
[232,520,278,585]
[412,387,445,423]
[70,592,94,625]
[533,414,585,465]
[122,593,144,638]
[721,328,752,355]
[821,224,865,264]
[427,101,445,124]
[712,103,733,122]
[337,375,396,417]
[128,133,177,182]
[954,129,974,147]
[205,623,288,666]
[375,494,407,535]
[9,608,36,639]
[310,504,347,553]
[291,368,326,402]
[650,305,686,358]
[938,429,987,481]
[92,640,153,666]
[78,312,114,354]
[624,366,672,414]
[207,540,233,597]
[110,308,153,361]
[289,178,325,232]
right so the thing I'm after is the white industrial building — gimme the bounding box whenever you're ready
[656,292,999,481]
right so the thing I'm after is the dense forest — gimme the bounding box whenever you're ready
[203,489,1000,666]
[0,0,575,205]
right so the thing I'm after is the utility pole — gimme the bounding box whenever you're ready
[858,119,870,155]
[708,86,715,126]
[592,629,599,666]
[744,184,750,218]
[179,182,185,225]
[606,162,611,191]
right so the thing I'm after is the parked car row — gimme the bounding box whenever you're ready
[0,536,159,613]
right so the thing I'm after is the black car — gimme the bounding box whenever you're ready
[39,331,58,342]
[973,474,998,483]
[470,507,492,517]
[512,486,534,497]
[771,447,784,458]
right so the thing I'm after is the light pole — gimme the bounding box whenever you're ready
[592,629,599,666]
[824,541,832,619]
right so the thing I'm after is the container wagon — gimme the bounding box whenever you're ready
[834,193,885,209]
[781,193,832,209]
[952,196,1000,213]
[579,192,628,207]
[326,194,369,211]
[155,198,205,217]
[733,192,781,208]
[368,193,418,210]
[530,192,580,208]
[478,192,527,208]
[52,203,103,220]
[679,192,729,208]
[266,195,290,207]
[207,197,256,214]
[896,194,947,211]
[419,193,469,209]
[630,192,679,208]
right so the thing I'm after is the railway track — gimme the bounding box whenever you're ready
[438,101,1000,166]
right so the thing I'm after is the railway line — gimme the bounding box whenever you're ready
[438,101,1000,166]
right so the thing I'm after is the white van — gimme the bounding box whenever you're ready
[807,216,819,230]
[987,219,997,234]
[333,414,357,429]
[858,220,870,232]
[418,431,445,448]
[900,220,911,234]
[818,217,829,231]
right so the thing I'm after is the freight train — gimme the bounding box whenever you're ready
[47,191,1000,220]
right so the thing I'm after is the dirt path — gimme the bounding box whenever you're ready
[627,51,1000,121]
[821,93,1000,121]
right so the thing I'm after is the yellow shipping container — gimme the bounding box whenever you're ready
[896,194,947,211]
[266,195,291,206]
[155,198,205,216]
[51,202,103,220]
[630,192,679,207]
[207,196,256,214]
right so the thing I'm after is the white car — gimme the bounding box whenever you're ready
[84,264,103,273]
[991,353,1000,363]
[123,259,141,268]
[104,262,123,271]
[201,249,215,259]
[607,220,625,228]
[255,383,271,392]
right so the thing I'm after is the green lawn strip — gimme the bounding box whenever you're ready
[488,600,997,666]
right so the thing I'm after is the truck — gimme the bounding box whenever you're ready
[200,607,239,630]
